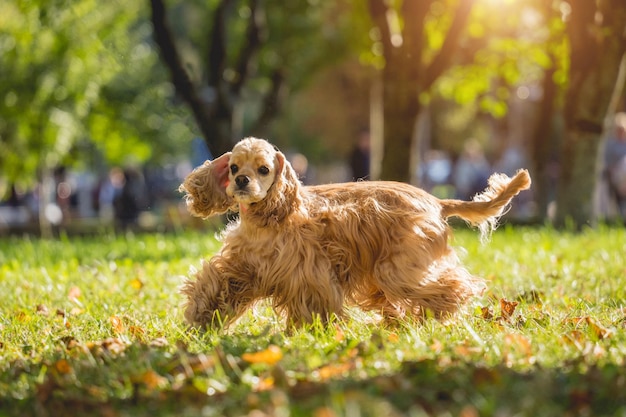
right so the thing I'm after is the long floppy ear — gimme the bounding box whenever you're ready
[249,150,302,225]
[179,152,235,218]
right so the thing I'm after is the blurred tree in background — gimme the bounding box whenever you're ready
[0,0,194,180]
[555,0,626,227]
[1,0,625,231]
[150,0,355,156]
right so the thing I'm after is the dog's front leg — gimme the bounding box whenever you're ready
[181,256,257,329]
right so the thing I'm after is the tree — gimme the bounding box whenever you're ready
[555,0,626,227]
[150,0,352,157]
[0,0,195,234]
[528,0,565,219]
[367,0,474,182]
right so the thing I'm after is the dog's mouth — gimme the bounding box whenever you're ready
[231,189,265,205]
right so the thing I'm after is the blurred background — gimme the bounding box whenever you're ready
[1,0,625,236]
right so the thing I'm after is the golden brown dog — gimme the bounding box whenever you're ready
[180,137,531,328]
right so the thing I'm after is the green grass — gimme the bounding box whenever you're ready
[1,226,625,416]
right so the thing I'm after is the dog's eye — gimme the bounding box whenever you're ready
[258,166,270,175]
[230,164,239,175]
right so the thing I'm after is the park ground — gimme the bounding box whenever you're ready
[0,226,625,416]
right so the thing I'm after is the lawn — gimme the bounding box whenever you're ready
[0,226,625,416]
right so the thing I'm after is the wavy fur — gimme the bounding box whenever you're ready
[180,137,531,329]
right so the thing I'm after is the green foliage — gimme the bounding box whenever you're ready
[0,0,194,185]
[432,0,568,119]
[1,227,626,416]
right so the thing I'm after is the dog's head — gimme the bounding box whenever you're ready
[227,137,302,224]
[226,138,283,206]
[180,137,301,223]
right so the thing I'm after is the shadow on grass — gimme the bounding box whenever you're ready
[3,355,626,417]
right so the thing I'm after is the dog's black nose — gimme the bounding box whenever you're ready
[235,175,250,189]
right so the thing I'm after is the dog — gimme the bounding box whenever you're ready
[179,137,531,329]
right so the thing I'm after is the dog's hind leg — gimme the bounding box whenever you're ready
[373,251,485,321]
[406,261,484,320]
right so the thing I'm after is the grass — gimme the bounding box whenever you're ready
[1,226,625,416]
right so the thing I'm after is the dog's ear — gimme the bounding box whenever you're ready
[179,152,236,218]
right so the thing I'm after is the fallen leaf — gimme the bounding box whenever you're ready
[36,304,49,315]
[562,330,586,349]
[55,359,72,374]
[59,336,78,349]
[136,370,167,390]
[16,311,30,322]
[500,298,519,320]
[87,337,128,356]
[109,316,125,334]
[480,306,494,320]
[315,362,353,380]
[129,325,146,339]
[68,286,81,301]
[242,345,283,365]
[563,317,614,340]
[585,317,613,340]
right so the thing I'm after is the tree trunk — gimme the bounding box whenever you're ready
[531,60,558,220]
[369,0,473,182]
[380,60,421,182]
[555,0,626,228]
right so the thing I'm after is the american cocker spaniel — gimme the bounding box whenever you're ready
[180,137,531,329]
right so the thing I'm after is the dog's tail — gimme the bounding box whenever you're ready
[440,169,531,240]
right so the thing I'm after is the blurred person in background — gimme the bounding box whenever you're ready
[603,112,626,219]
[453,139,491,200]
[350,129,371,181]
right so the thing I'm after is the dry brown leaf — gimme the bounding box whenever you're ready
[585,317,613,340]
[499,298,519,320]
[87,337,128,356]
[129,325,146,339]
[36,304,49,315]
[109,316,125,334]
[480,306,494,320]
